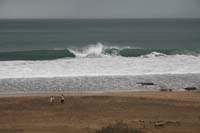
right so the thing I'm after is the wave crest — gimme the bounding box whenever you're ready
[0,42,199,61]
[68,43,106,58]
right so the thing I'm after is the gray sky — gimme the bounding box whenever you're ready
[0,0,200,18]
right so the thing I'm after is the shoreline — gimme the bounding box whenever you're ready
[0,72,200,80]
[0,91,199,103]
[1,74,200,94]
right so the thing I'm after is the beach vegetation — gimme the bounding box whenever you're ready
[95,121,143,133]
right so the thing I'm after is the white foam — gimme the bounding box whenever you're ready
[141,52,166,58]
[0,54,200,79]
[68,43,137,58]
[68,42,107,58]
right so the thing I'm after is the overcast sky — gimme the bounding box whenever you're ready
[0,0,200,18]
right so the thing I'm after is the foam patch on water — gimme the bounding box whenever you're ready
[0,54,200,79]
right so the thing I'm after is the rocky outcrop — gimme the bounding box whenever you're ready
[136,82,155,86]
[184,87,197,91]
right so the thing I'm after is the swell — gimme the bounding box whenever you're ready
[0,44,199,61]
[0,49,75,61]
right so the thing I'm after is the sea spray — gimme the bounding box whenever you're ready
[68,42,106,58]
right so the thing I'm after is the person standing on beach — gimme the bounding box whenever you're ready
[61,94,65,104]
[50,96,55,104]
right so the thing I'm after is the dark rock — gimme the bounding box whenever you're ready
[184,87,197,91]
[137,82,155,86]
[160,88,172,92]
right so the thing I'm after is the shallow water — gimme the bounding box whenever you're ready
[0,74,200,94]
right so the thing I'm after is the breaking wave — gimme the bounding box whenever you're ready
[0,43,199,61]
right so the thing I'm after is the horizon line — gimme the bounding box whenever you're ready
[0,17,200,20]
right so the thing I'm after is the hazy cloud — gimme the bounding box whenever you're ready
[0,0,199,18]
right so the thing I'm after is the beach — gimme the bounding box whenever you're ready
[0,92,200,133]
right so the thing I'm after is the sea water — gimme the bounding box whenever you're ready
[0,19,200,94]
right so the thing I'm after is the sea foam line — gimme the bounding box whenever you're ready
[0,54,200,79]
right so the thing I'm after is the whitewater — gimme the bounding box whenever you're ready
[0,53,200,79]
[0,43,200,78]
[0,44,200,94]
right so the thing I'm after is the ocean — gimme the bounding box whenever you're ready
[0,19,200,94]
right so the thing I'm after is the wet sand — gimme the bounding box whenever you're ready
[0,92,200,133]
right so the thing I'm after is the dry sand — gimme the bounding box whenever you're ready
[0,92,200,133]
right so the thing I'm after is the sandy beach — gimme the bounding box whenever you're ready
[0,91,200,133]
